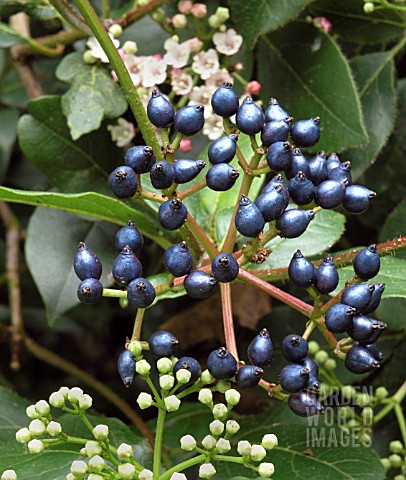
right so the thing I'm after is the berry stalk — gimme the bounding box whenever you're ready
[220,283,239,361]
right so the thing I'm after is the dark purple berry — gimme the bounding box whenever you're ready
[276,209,315,238]
[125,145,156,173]
[266,141,292,172]
[288,250,316,288]
[206,163,239,191]
[147,89,175,127]
[77,278,103,304]
[173,159,205,184]
[341,284,375,314]
[127,277,156,308]
[236,97,264,135]
[343,185,376,214]
[288,391,324,417]
[207,347,238,380]
[286,148,310,179]
[236,365,263,389]
[211,253,239,283]
[255,184,289,221]
[117,349,136,387]
[328,161,352,185]
[282,334,308,362]
[315,179,347,209]
[315,255,339,294]
[235,195,265,237]
[208,134,238,164]
[291,117,320,148]
[261,117,292,146]
[211,82,239,118]
[353,245,380,280]
[149,330,179,358]
[308,151,328,185]
[115,221,143,253]
[345,345,380,374]
[163,241,193,277]
[288,171,315,206]
[150,161,175,190]
[74,242,102,281]
[174,104,205,136]
[264,98,289,122]
[363,343,384,361]
[363,283,385,315]
[247,328,274,367]
[301,357,320,392]
[184,270,218,299]
[347,316,386,343]
[325,303,356,333]
[261,174,286,194]
[280,364,310,393]
[109,166,138,198]
[112,245,142,286]
[158,199,188,231]
[173,356,202,382]
[327,152,341,173]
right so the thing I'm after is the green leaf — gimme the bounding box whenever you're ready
[0,0,57,20]
[257,22,368,152]
[228,0,316,50]
[56,53,127,140]
[0,108,18,182]
[343,53,396,180]
[17,95,121,194]
[379,199,406,243]
[0,21,28,47]
[0,186,169,248]
[251,209,346,269]
[309,0,405,45]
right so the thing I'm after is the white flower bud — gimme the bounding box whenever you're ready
[250,444,267,462]
[176,368,192,384]
[70,460,88,476]
[59,386,70,398]
[209,420,224,436]
[138,469,153,480]
[215,6,230,22]
[364,2,375,13]
[216,380,230,393]
[122,41,138,55]
[201,435,216,450]
[137,392,153,410]
[164,395,181,412]
[258,462,275,477]
[49,392,65,408]
[68,387,84,405]
[136,359,151,376]
[88,475,104,480]
[35,400,50,416]
[47,421,62,437]
[262,433,278,450]
[85,441,102,458]
[117,443,133,459]
[160,375,175,391]
[128,340,142,358]
[200,370,215,385]
[212,403,228,420]
[88,455,105,472]
[157,357,173,374]
[79,394,93,410]
[29,419,46,436]
[66,474,76,480]
[92,425,109,440]
[180,435,196,451]
[172,13,187,29]
[208,14,221,29]
[16,427,32,444]
[225,389,240,406]
[27,439,44,454]
[169,474,187,480]
[198,389,213,405]
[237,440,251,456]
[199,462,216,478]
[108,24,123,38]
[1,470,17,480]
[26,405,39,419]
[118,463,136,479]
[216,438,231,454]
[80,448,86,455]
[226,420,240,435]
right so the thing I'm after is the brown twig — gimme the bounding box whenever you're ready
[118,0,168,26]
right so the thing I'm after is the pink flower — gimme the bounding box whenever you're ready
[179,139,193,152]
[107,118,136,148]
[205,69,233,88]
[191,3,207,18]
[142,56,167,87]
[86,33,119,63]
[123,54,144,87]
[187,37,203,53]
[163,37,190,68]
[213,29,243,56]
[178,0,193,14]
[314,17,332,34]
[203,115,223,140]
[192,49,219,80]
[153,54,163,60]
[118,48,125,60]
[247,80,261,96]
[171,69,193,95]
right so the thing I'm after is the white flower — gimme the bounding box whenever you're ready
[205,68,233,88]
[203,115,223,140]
[123,54,144,87]
[171,69,193,95]
[213,29,243,56]
[189,85,215,117]
[192,49,219,80]
[107,118,136,148]
[142,56,167,88]
[86,33,120,63]
[164,38,190,68]
[187,37,203,53]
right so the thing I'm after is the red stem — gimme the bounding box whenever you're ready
[185,212,219,259]
[220,283,239,361]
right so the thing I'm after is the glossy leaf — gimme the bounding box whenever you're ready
[56,53,127,140]
[258,22,368,152]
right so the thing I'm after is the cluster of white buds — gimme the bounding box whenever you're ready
[234,433,278,478]
[49,386,93,411]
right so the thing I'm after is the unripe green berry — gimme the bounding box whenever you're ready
[364,2,375,13]
[88,455,105,473]
[136,359,151,376]
[160,375,175,391]
[215,6,230,22]
[85,441,102,458]
[1,471,17,480]
[151,7,164,22]
[108,24,123,38]
[216,438,231,453]
[356,393,372,407]
[26,405,39,419]
[308,340,320,355]
[16,427,32,444]
[225,389,240,406]
[339,406,355,419]
[137,392,153,410]
[216,380,231,393]
[262,433,278,450]
[29,419,46,436]
[92,424,108,441]
[251,444,267,462]
[342,386,356,399]
[157,357,173,374]
[68,387,84,405]
[27,439,44,454]
[348,419,359,428]
[213,403,228,420]
[164,395,181,412]
[47,421,62,437]
[198,388,213,405]
[375,386,389,399]
[118,463,136,479]
[390,440,404,454]
[258,462,275,478]
[389,453,403,468]
[324,358,337,370]
[123,41,138,55]
[209,420,224,436]
[49,391,65,408]
[138,469,153,480]
[202,435,216,450]
[180,434,196,451]
[361,407,373,425]
[35,400,50,416]
[314,350,329,364]
[237,440,252,456]
[358,430,372,446]
[128,341,142,358]
[79,394,93,410]
[199,463,216,478]
[117,443,133,459]
[208,14,222,29]
[380,458,391,471]
[200,370,215,385]
[176,368,192,384]
[226,420,240,435]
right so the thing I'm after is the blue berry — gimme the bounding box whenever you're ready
[345,345,380,374]
[211,82,239,117]
[327,152,341,173]
[353,245,380,280]
[235,195,265,237]
[341,283,375,314]
[286,147,310,179]
[288,391,324,417]
[150,161,175,190]
[315,255,339,294]
[212,253,239,283]
[109,166,138,198]
[276,209,315,238]
[207,347,238,380]
[247,328,274,367]
[315,179,347,209]
[117,349,136,387]
[261,174,286,195]
[236,97,264,135]
[264,98,289,122]
[115,221,143,253]
[158,199,188,231]
[112,246,142,287]
[261,117,292,146]
[236,365,263,389]
[125,146,156,174]
[325,303,356,333]
[288,250,316,288]
[173,356,202,383]
[174,104,205,136]
[163,241,193,277]
[147,89,175,128]
[280,364,310,393]
[282,334,308,362]
[208,134,238,164]
[291,117,320,148]
[266,141,292,172]
[173,159,205,184]
[301,357,320,392]
[348,315,386,343]
[343,185,376,214]
[74,242,102,281]
[308,151,328,185]
[149,330,179,358]
[206,163,239,191]
[363,282,385,315]
[288,171,315,206]
[184,270,218,299]
[127,277,156,308]
[255,184,290,221]
[363,343,384,361]
[77,278,103,304]
[328,161,352,185]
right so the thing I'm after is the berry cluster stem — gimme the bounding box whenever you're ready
[131,308,146,341]
[153,407,167,477]
[220,282,239,361]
